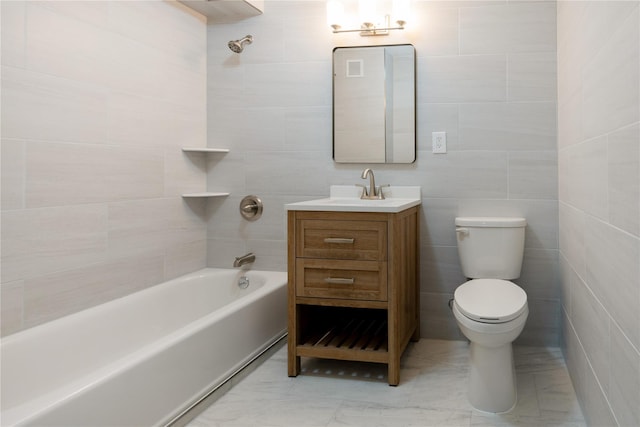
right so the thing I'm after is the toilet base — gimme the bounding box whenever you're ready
[468,342,517,413]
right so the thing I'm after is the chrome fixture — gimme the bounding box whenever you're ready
[228,35,253,53]
[239,195,263,221]
[238,276,250,289]
[358,168,387,200]
[327,0,410,36]
[233,252,255,268]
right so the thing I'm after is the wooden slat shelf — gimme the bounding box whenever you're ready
[301,317,388,351]
[297,315,388,363]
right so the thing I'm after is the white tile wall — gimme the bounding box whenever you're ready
[0,1,207,335]
[459,102,557,151]
[609,124,640,236]
[508,151,558,200]
[2,66,110,144]
[459,2,557,54]
[0,140,25,210]
[582,8,639,141]
[22,255,165,329]
[508,52,557,102]
[610,324,640,427]
[558,1,640,426]
[566,136,609,220]
[2,205,108,283]
[571,275,611,394]
[584,216,640,350]
[205,0,559,346]
[420,54,507,103]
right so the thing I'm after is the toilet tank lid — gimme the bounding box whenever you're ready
[455,217,526,227]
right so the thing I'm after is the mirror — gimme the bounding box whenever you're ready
[333,44,416,164]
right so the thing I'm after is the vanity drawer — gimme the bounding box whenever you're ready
[296,219,387,261]
[295,259,387,301]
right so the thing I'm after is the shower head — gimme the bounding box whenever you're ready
[228,35,253,53]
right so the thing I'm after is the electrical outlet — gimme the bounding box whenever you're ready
[432,131,447,153]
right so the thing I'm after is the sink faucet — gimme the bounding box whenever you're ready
[359,168,386,200]
[233,252,255,268]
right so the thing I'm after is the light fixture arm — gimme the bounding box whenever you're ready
[332,24,406,35]
[331,15,405,36]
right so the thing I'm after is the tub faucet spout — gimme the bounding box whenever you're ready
[233,252,255,268]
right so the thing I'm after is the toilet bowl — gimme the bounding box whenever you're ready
[453,279,528,413]
[452,217,528,413]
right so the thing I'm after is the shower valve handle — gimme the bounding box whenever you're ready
[239,195,263,221]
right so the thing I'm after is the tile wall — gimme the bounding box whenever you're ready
[205,0,559,345]
[557,1,640,425]
[0,1,208,335]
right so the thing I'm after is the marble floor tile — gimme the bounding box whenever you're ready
[329,402,472,427]
[407,363,473,412]
[534,369,585,420]
[187,339,585,427]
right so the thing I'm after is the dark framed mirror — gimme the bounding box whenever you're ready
[333,44,416,163]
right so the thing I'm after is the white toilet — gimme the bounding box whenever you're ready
[452,217,528,413]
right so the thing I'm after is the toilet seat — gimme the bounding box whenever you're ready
[454,279,527,324]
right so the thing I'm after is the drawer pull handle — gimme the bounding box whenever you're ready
[324,277,355,285]
[324,238,355,244]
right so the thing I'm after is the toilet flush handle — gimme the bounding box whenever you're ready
[456,227,469,236]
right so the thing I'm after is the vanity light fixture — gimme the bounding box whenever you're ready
[327,0,410,36]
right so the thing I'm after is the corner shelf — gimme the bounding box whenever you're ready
[181,192,230,198]
[176,0,263,22]
[181,147,230,200]
[182,148,230,153]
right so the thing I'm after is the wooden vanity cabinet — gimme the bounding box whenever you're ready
[287,208,420,386]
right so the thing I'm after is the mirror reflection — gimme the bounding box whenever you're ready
[333,44,415,164]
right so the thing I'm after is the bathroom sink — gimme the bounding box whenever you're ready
[285,185,421,213]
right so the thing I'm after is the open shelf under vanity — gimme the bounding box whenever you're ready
[296,305,389,364]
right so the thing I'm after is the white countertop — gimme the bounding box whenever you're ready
[285,186,421,213]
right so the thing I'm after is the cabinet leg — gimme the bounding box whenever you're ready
[388,362,400,386]
[288,354,300,377]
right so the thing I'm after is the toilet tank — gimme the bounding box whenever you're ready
[455,217,527,280]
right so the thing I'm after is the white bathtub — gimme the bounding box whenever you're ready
[0,268,287,427]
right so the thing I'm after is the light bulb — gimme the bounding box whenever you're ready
[392,0,410,25]
[358,0,377,26]
[326,0,345,29]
